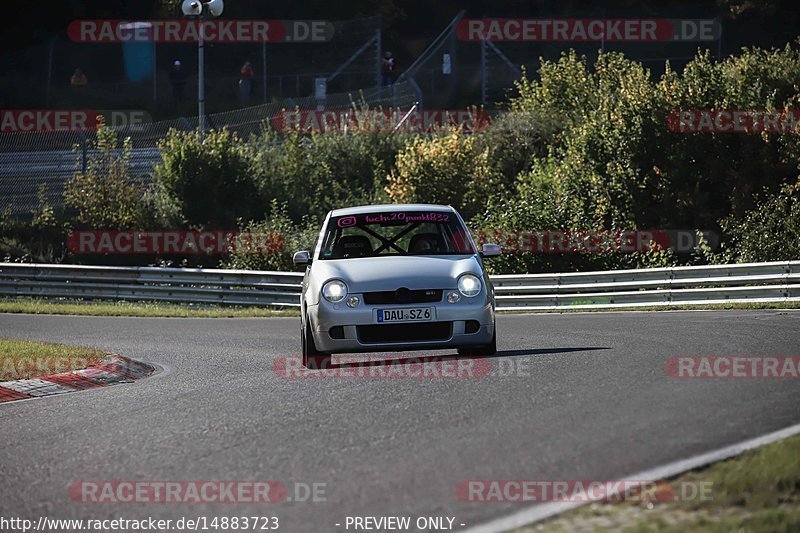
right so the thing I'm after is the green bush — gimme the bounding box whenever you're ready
[64,125,150,229]
[474,109,561,198]
[719,178,800,262]
[473,180,681,275]
[220,202,320,272]
[249,126,408,223]
[1,188,71,263]
[154,128,261,228]
[498,51,668,229]
[656,48,800,225]
[385,129,499,219]
[473,43,800,272]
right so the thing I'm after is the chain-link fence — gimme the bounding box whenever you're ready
[0,80,417,217]
[398,9,724,108]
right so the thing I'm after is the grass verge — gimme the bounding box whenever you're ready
[0,337,106,381]
[0,299,299,318]
[1,299,797,319]
[523,434,800,532]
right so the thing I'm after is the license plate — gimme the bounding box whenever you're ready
[376,307,434,323]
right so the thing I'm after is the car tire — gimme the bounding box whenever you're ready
[302,316,330,369]
[458,327,497,357]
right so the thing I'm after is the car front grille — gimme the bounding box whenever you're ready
[357,322,452,343]
[362,288,443,305]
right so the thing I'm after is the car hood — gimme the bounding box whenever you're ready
[310,255,481,293]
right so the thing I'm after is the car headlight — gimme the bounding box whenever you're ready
[322,280,348,302]
[458,274,482,298]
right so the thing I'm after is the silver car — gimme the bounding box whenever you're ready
[293,204,501,368]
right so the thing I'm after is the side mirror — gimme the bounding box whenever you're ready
[480,243,501,257]
[293,250,311,266]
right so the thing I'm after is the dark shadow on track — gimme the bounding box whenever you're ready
[492,347,610,358]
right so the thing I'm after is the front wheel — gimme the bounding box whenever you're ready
[302,317,330,369]
[458,327,497,357]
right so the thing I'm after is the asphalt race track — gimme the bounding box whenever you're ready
[2,310,800,532]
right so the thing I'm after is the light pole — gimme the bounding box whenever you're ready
[181,0,224,132]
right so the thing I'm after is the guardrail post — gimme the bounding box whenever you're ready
[668,266,674,304]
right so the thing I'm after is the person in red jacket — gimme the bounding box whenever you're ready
[239,61,254,105]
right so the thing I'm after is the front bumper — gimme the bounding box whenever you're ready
[307,296,495,354]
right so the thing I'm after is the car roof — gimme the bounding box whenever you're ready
[329,204,455,217]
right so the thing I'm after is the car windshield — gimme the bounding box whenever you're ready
[319,211,476,259]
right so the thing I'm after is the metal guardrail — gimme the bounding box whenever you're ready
[0,261,798,310]
[491,261,800,311]
[0,263,304,308]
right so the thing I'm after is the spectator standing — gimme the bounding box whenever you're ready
[70,68,88,105]
[70,68,88,90]
[169,60,187,106]
[381,51,396,85]
[239,61,254,105]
